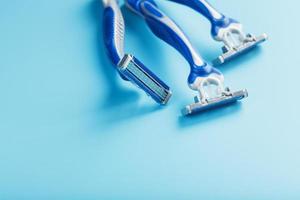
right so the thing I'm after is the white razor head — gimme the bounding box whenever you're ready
[182,76,247,116]
[213,34,268,65]
[214,32,268,65]
[182,88,248,116]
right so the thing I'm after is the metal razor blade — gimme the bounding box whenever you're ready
[214,33,268,65]
[118,54,172,105]
[182,88,248,116]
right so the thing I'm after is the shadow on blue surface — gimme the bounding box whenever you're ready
[99,104,163,126]
[178,102,242,128]
[88,0,165,124]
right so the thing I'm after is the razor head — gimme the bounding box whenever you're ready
[182,88,248,116]
[213,33,268,65]
[118,54,172,105]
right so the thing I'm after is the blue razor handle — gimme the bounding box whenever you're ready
[167,0,235,38]
[103,0,128,81]
[102,0,172,104]
[126,0,222,86]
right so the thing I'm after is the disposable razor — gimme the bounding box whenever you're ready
[102,0,172,104]
[126,0,248,115]
[167,0,268,65]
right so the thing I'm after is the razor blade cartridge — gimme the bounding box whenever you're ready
[118,54,172,105]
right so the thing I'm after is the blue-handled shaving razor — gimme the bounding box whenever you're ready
[102,0,172,105]
[167,0,268,65]
[126,0,248,115]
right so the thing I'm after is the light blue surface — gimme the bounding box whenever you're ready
[0,0,299,199]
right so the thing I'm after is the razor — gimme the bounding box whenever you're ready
[102,0,172,105]
[126,0,248,115]
[167,0,268,65]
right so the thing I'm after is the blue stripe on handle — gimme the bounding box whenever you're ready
[168,0,224,22]
[167,0,238,37]
[126,0,157,13]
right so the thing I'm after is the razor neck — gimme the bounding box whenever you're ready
[188,63,223,87]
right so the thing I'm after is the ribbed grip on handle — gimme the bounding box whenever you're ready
[103,0,125,65]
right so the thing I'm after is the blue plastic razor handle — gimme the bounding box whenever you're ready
[166,0,235,39]
[126,0,222,86]
[103,0,125,65]
[102,0,172,104]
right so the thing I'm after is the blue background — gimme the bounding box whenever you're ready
[0,0,299,199]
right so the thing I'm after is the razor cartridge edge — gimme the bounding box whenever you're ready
[182,89,248,116]
[118,54,172,105]
[213,33,268,65]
